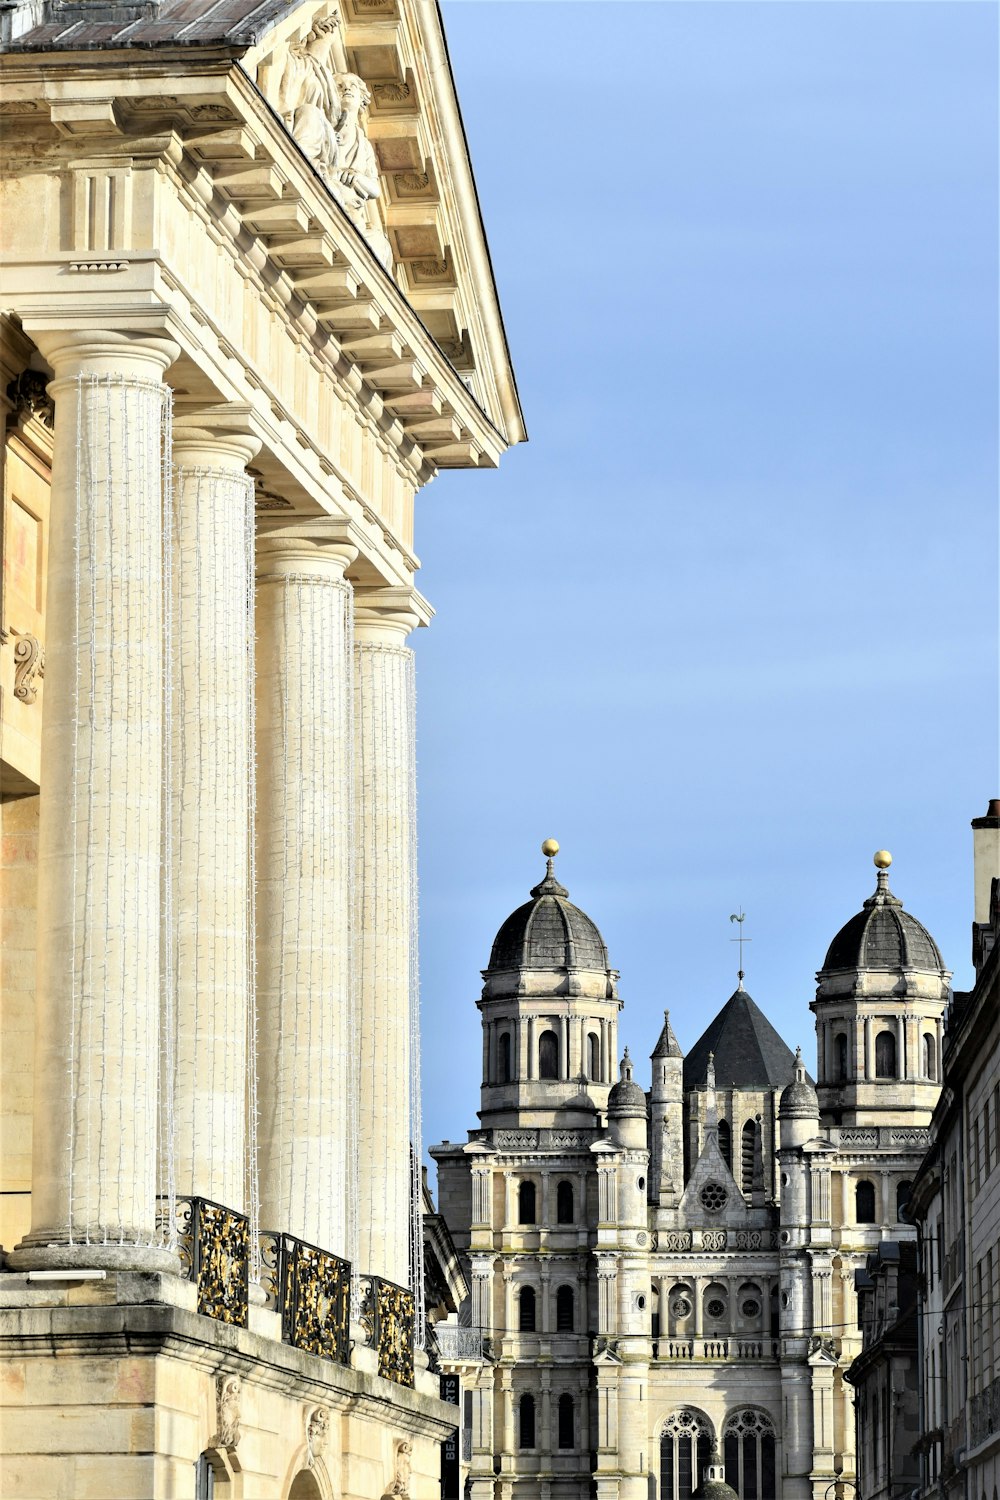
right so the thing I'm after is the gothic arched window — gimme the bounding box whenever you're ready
[556,1284,574,1332]
[896,1180,912,1221]
[539,1029,559,1080]
[723,1408,777,1500]
[517,1286,536,1332]
[588,1031,601,1081]
[498,1031,512,1083]
[741,1121,758,1195]
[924,1032,937,1081]
[875,1030,897,1079]
[835,1032,848,1082]
[659,1408,713,1500]
[517,1181,536,1225]
[856,1180,876,1224]
[718,1119,731,1169]
[558,1393,575,1449]
[518,1393,535,1449]
[556,1180,574,1224]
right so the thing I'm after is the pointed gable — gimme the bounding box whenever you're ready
[683,988,805,1091]
[651,1009,683,1060]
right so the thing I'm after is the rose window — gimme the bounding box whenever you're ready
[700,1182,728,1213]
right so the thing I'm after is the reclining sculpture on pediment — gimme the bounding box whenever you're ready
[259,15,393,271]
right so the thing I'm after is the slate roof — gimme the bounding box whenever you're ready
[683,986,804,1092]
[487,862,609,974]
[651,1010,683,1060]
[822,872,944,973]
[3,0,294,52]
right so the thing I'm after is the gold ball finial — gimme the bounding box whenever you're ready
[541,838,560,858]
[874,849,892,869]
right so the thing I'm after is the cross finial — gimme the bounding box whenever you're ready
[729,907,751,986]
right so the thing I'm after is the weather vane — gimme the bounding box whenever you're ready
[729,908,751,985]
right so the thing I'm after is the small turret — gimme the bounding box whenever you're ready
[650,1010,684,1205]
[607,1048,647,1149]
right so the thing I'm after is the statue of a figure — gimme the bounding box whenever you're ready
[261,17,342,181]
[330,71,392,269]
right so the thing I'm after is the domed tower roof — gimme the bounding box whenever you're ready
[779,1047,820,1119]
[821,855,944,974]
[607,1048,647,1116]
[486,854,610,975]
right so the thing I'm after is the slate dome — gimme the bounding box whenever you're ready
[487,857,609,973]
[822,866,944,974]
[607,1048,647,1115]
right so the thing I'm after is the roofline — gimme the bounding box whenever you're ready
[427,0,525,446]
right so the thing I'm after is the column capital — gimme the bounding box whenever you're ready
[173,403,262,471]
[353,583,433,644]
[256,518,358,582]
[30,328,179,383]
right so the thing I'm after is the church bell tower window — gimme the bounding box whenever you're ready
[517,1181,536,1224]
[856,1180,877,1224]
[556,1180,574,1224]
[498,1031,512,1083]
[539,1030,559,1079]
[875,1030,897,1079]
[518,1393,536,1449]
[517,1286,536,1332]
[835,1032,848,1082]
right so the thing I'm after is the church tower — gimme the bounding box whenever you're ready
[810,852,951,1127]
[477,840,622,1127]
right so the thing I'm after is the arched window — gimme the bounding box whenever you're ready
[588,1031,601,1080]
[288,1471,323,1500]
[924,1032,937,1081]
[718,1119,731,1169]
[875,1030,897,1079]
[856,1180,876,1224]
[539,1029,559,1080]
[835,1032,848,1082]
[660,1408,713,1500]
[519,1393,535,1449]
[556,1180,574,1224]
[558,1393,575,1449]
[723,1408,777,1500]
[517,1286,536,1332]
[517,1181,536,1225]
[556,1285,574,1332]
[741,1121,758,1195]
[896,1180,912,1221]
[498,1031,512,1083]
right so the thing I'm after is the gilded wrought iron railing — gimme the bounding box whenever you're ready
[259,1231,351,1366]
[162,1196,249,1327]
[358,1274,415,1387]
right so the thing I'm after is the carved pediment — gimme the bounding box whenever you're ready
[256,6,392,270]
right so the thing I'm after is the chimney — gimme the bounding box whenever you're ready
[972,800,1000,927]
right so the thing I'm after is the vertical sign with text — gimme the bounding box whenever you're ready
[440,1373,460,1498]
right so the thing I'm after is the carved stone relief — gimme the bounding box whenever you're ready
[6,369,54,429]
[380,1438,412,1500]
[305,1405,329,1466]
[211,1373,241,1452]
[258,13,392,271]
[11,631,44,704]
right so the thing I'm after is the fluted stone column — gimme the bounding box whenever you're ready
[168,410,260,1210]
[11,329,178,1269]
[255,523,357,1256]
[354,586,421,1286]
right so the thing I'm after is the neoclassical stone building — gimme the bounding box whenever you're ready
[0,0,523,1494]
[432,845,949,1500]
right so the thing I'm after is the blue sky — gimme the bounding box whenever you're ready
[414,1,999,1168]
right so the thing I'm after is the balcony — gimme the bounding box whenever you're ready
[433,1324,488,1361]
[259,1231,351,1366]
[358,1274,416,1387]
[654,1337,779,1361]
[161,1195,250,1327]
[970,1375,1000,1448]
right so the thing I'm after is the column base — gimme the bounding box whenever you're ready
[5,1241,180,1275]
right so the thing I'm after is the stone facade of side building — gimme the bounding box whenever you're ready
[846,1240,921,1500]
[0,1,523,1494]
[904,802,1000,1500]
[431,845,949,1500]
